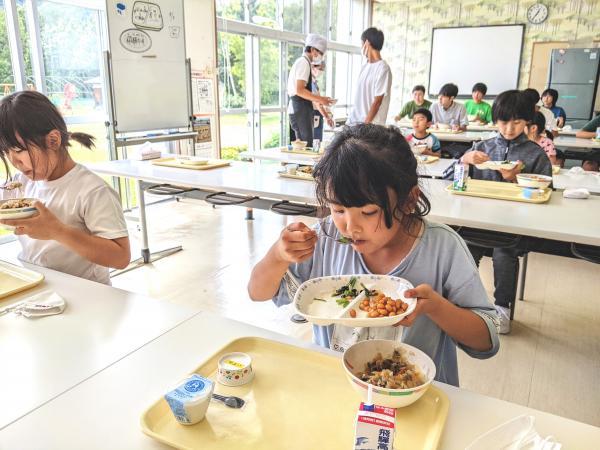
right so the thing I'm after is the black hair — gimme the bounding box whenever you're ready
[438,83,458,98]
[529,111,553,140]
[304,46,321,54]
[541,88,559,107]
[530,111,546,134]
[361,27,384,51]
[0,90,95,179]
[522,88,540,106]
[313,124,430,231]
[412,85,426,94]
[472,82,487,95]
[492,90,535,123]
[413,108,432,122]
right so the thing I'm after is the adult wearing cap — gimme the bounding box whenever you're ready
[287,33,335,148]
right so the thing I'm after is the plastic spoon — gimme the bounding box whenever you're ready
[212,393,245,408]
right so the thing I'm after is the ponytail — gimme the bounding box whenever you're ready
[68,132,95,149]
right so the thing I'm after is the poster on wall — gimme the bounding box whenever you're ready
[191,71,214,116]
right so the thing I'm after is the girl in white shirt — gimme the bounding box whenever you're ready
[0,91,130,284]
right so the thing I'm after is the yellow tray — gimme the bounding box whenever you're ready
[417,155,440,164]
[0,260,44,300]
[446,179,552,204]
[140,337,449,450]
[278,171,314,181]
[280,147,322,157]
[427,128,464,134]
[151,158,231,171]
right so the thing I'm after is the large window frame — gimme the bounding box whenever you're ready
[216,0,368,155]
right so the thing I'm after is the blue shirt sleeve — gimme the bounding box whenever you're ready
[431,135,441,151]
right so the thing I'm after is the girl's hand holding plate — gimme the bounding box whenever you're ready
[0,201,65,240]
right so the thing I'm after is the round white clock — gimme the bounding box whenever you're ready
[527,3,549,24]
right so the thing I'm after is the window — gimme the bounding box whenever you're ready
[282,0,303,33]
[216,0,367,156]
[216,0,244,22]
[217,32,248,159]
[0,0,15,99]
[311,0,328,36]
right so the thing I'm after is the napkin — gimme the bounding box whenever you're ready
[563,188,590,199]
[466,415,561,450]
[0,291,66,318]
[568,166,585,175]
[130,141,162,161]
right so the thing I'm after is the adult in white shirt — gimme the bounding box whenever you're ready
[287,33,335,148]
[347,28,392,126]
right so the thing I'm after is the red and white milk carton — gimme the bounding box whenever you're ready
[354,402,396,450]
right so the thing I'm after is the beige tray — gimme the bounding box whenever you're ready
[280,147,322,157]
[417,155,440,164]
[427,128,464,134]
[446,179,552,204]
[141,337,449,450]
[0,260,44,300]
[278,171,314,181]
[151,158,231,171]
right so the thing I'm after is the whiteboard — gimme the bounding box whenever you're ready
[106,0,190,133]
[428,25,525,98]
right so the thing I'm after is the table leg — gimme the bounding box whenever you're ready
[246,208,254,220]
[137,180,151,263]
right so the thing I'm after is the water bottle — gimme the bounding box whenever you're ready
[452,161,467,191]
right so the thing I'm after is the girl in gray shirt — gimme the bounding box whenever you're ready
[248,124,499,387]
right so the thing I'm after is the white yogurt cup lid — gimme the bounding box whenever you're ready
[219,352,252,371]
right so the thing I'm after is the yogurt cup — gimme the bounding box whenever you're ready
[286,164,299,175]
[217,352,254,386]
[164,374,214,425]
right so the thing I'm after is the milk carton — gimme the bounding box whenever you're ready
[164,374,214,425]
[452,161,468,191]
[354,402,396,450]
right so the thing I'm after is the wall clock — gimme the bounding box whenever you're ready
[527,3,549,25]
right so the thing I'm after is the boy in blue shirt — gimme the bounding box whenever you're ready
[461,90,551,334]
[541,88,566,128]
[405,108,441,156]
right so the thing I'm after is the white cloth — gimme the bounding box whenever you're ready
[304,33,327,54]
[287,56,311,114]
[430,101,469,127]
[1,164,128,284]
[347,60,392,126]
[539,106,556,130]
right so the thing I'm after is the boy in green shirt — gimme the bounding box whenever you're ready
[465,82,492,124]
[394,85,432,121]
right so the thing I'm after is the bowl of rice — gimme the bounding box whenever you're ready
[343,339,435,408]
[0,198,38,220]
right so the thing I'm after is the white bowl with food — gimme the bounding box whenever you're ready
[412,144,427,155]
[516,174,552,189]
[475,160,517,171]
[293,275,416,327]
[291,140,308,150]
[176,156,209,166]
[436,123,450,130]
[0,198,38,220]
[343,340,435,408]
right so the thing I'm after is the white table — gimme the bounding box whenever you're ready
[553,169,600,194]
[0,260,199,430]
[88,160,600,248]
[240,149,457,178]
[421,178,600,247]
[1,313,598,449]
[554,136,600,150]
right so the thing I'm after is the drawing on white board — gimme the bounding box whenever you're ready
[120,28,152,53]
[116,2,126,16]
[132,1,163,31]
[169,11,175,22]
[169,26,181,39]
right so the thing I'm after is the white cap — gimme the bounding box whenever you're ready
[305,33,327,54]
